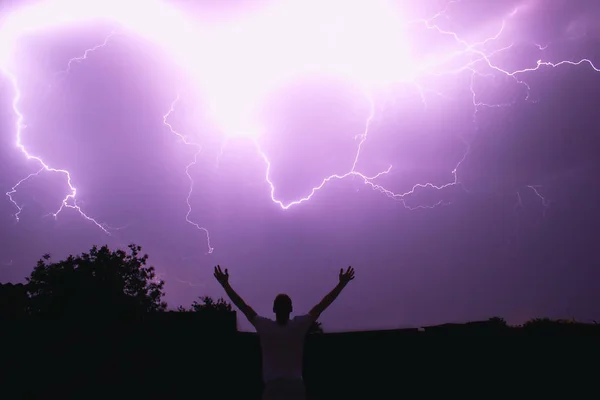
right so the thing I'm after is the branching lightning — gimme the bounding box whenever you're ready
[163,94,213,254]
[3,69,110,233]
[1,0,598,252]
[59,30,117,76]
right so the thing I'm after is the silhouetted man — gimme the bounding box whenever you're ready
[214,265,355,400]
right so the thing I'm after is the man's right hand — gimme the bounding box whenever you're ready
[213,265,229,286]
[339,266,355,284]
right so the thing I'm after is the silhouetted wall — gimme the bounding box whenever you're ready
[149,309,238,332]
[3,321,598,398]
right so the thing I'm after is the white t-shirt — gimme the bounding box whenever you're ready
[251,314,314,383]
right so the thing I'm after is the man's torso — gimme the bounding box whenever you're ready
[252,315,312,383]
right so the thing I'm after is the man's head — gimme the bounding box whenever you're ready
[273,293,292,316]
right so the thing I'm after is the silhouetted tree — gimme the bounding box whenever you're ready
[523,318,557,328]
[177,296,233,313]
[487,317,508,328]
[27,244,166,318]
[522,317,590,330]
[192,296,233,312]
[176,296,237,331]
[0,283,29,317]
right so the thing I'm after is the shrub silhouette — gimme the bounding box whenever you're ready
[26,244,166,318]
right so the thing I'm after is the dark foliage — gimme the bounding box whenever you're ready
[26,244,166,318]
[0,283,28,317]
[178,296,233,312]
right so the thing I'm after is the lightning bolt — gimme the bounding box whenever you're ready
[162,94,213,254]
[2,67,110,233]
[5,168,43,222]
[527,185,550,216]
[2,0,598,254]
[59,30,117,76]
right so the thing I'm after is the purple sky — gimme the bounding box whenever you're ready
[1,0,600,331]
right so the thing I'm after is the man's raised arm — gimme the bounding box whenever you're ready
[213,265,257,322]
[309,266,355,320]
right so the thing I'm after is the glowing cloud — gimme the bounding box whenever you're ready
[1,0,598,253]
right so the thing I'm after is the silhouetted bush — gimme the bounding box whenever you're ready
[26,244,166,318]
